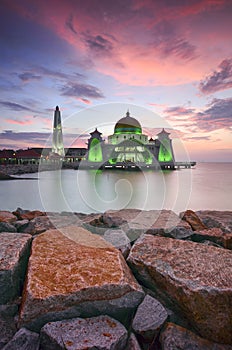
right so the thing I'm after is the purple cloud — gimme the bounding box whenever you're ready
[83,33,114,54]
[0,101,38,113]
[61,82,104,99]
[199,58,232,94]
[18,72,41,82]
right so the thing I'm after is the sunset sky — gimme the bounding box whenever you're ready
[0,0,231,161]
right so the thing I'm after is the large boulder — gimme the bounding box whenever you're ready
[2,328,39,350]
[196,211,232,233]
[100,209,192,241]
[160,323,232,350]
[19,216,54,235]
[0,233,32,304]
[0,305,18,349]
[40,315,128,350]
[0,222,17,233]
[19,226,144,331]
[125,333,142,350]
[180,210,207,231]
[0,211,17,223]
[191,228,232,249]
[103,229,131,257]
[127,235,232,344]
[132,294,168,344]
[12,209,45,221]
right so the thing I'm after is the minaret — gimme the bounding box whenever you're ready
[52,106,65,156]
[157,128,175,163]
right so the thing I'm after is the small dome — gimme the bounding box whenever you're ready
[114,111,142,134]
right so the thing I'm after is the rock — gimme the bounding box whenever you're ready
[127,235,232,344]
[0,233,32,304]
[191,228,232,249]
[2,328,39,350]
[0,211,17,223]
[0,305,18,349]
[47,213,82,229]
[40,315,128,350]
[13,209,45,221]
[180,210,207,231]
[145,210,193,240]
[132,294,168,344]
[196,210,232,233]
[82,214,107,234]
[0,222,17,233]
[19,216,54,235]
[102,211,127,228]
[125,333,142,350]
[19,226,144,331]
[103,229,131,257]
[14,220,29,231]
[160,323,232,350]
[98,209,193,241]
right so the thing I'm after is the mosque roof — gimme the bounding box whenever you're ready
[114,111,142,134]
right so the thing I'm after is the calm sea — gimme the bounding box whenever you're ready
[0,163,231,214]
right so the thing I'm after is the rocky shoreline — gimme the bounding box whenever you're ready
[0,208,232,349]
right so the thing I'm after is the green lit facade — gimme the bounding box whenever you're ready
[86,111,175,168]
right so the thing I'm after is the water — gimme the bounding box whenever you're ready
[0,163,231,214]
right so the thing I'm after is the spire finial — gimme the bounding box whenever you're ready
[55,106,59,111]
[126,109,130,117]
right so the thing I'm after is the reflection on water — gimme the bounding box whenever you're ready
[0,163,231,213]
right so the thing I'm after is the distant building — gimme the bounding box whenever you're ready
[84,111,175,169]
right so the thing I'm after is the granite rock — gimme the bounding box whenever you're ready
[0,211,17,223]
[102,211,127,228]
[180,210,207,231]
[191,228,232,249]
[40,315,128,350]
[0,305,18,349]
[103,229,131,257]
[196,210,232,233]
[0,233,32,304]
[127,234,232,344]
[132,294,168,344]
[98,209,193,241]
[0,222,17,233]
[2,328,39,350]
[160,323,232,350]
[19,226,144,331]
[14,220,29,231]
[125,333,142,350]
[13,209,45,221]
[19,216,54,235]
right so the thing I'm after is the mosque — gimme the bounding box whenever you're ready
[52,106,176,170]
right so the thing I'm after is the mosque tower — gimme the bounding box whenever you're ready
[52,106,65,156]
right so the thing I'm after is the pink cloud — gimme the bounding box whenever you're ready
[7,0,232,87]
[5,118,33,125]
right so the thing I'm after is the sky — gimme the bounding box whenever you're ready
[0,0,232,161]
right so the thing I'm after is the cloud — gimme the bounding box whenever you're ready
[183,135,211,141]
[35,66,84,80]
[199,58,232,94]
[83,33,114,54]
[193,97,232,131]
[5,118,33,125]
[66,14,77,35]
[0,101,37,113]
[164,98,232,132]
[18,72,41,82]
[164,106,196,116]
[157,38,197,61]
[61,82,104,99]
[0,130,89,148]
